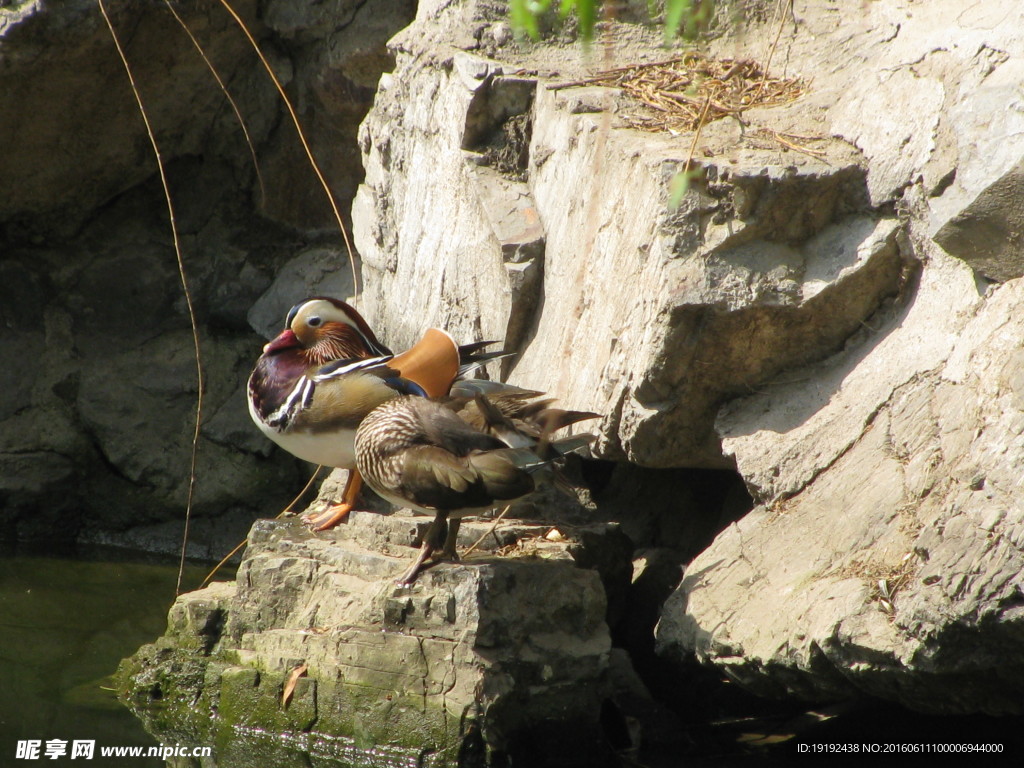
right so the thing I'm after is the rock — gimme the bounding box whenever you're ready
[717,248,979,501]
[605,647,684,753]
[246,247,358,340]
[657,247,1024,715]
[798,3,1024,280]
[119,515,631,765]
[934,155,1024,284]
[263,0,365,40]
[354,3,904,469]
[830,68,944,206]
[0,0,270,231]
[353,55,540,363]
[585,0,1024,719]
[256,0,416,230]
[648,11,1024,702]
[930,57,1024,282]
[0,0,412,550]
[929,52,1024,282]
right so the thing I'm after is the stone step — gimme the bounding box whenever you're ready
[278,505,568,558]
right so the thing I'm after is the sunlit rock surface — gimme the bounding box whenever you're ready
[656,0,1024,714]
[354,10,901,469]
[120,515,630,766]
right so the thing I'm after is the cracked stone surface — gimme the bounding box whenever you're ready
[354,1,905,469]
[659,276,1024,714]
[656,0,1024,713]
[119,515,630,764]
[0,0,414,549]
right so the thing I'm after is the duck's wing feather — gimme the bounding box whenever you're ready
[290,358,415,432]
[397,445,535,510]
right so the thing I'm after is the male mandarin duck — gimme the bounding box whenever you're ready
[355,389,597,584]
[248,296,501,530]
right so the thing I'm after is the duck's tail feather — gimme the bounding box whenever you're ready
[456,341,513,379]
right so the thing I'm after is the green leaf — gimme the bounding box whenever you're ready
[685,0,714,39]
[668,166,703,210]
[668,170,689,210]
[510,0,540,40]
[576,0,597,43]
[664,0,692,44]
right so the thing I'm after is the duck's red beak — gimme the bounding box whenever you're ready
[263,328,300,354]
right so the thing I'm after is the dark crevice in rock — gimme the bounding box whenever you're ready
[480,112,533,181]
[571,462,757,754]
[462,77,535,162]
[584,462,753,556]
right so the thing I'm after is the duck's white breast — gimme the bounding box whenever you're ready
[249,395,357,467]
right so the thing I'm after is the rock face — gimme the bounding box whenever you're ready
[349,0,1024,722]
[0,0,413,551]
[21,0,1024,757]
[655,0,1024,716]
[355,4,900,469]
[657,256,1024,715]
[119,514,630,766]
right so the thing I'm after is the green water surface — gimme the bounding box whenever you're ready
[0,554,208,767]
[4,553,1021,768]
[0,554,418,768]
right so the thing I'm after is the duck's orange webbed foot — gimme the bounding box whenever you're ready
[301,502,353,531]
[300,471,362,532]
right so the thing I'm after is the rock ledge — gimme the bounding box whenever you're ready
[119,513,631,766]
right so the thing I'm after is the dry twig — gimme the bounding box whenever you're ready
[550,52,805,136]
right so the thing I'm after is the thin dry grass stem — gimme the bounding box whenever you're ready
[683,94,712,179]
[462,505,512,559]
[216,0,360,294]
[758,0,794,92]
[200,537,248,589]
[199,465,323,589]
[98,0,205,598]
[550,52,805,136]
[163,0,266,206]
[749,127,827,159]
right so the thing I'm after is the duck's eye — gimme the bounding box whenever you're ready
[307,316,323,328]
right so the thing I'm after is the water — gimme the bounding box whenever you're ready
[0,552,420,768]
[0,552,209,768]
[3,551,1022,767]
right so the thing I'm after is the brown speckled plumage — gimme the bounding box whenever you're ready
[355,393,597,584]
[356,397,535,515]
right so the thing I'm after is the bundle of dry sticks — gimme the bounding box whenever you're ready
[551,52,805,134]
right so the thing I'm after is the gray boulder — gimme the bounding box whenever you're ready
[119,515,631,764]
[0,0,413,549]
[656,0,1024,715]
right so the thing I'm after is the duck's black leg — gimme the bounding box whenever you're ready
[439,518,461,561]
[397,511,449,585]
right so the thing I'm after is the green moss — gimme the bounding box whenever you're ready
[117,639,466,767]
[313,675,459,755]
[115,642,216,744]
[217,666,317,734]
